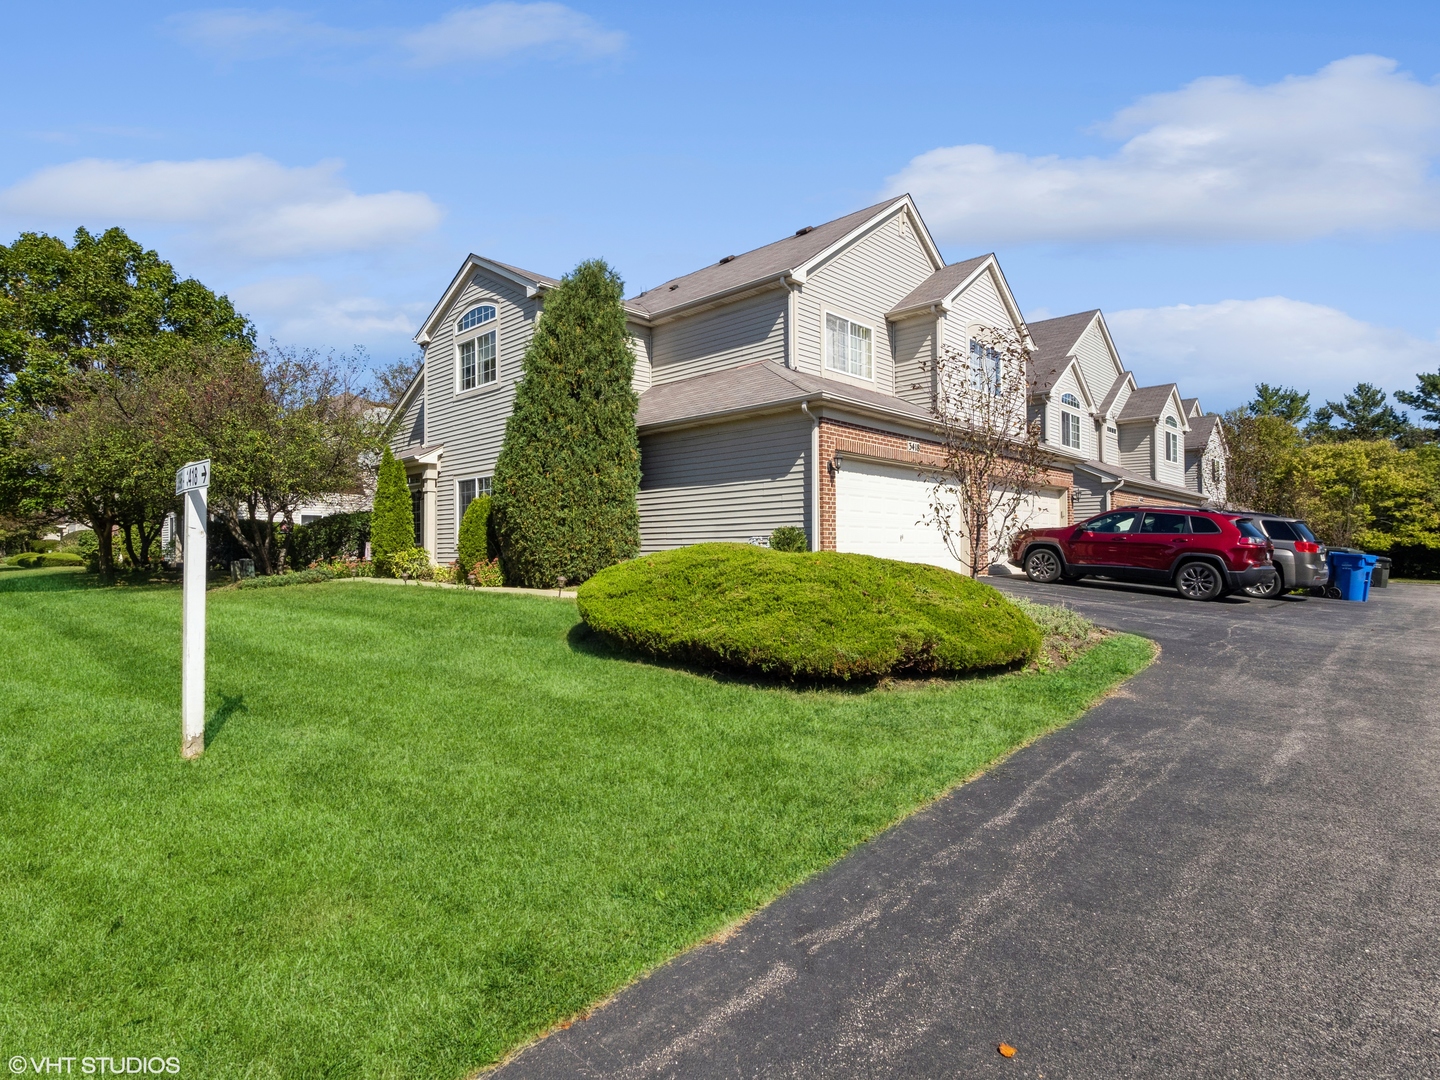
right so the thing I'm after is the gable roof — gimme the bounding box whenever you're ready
[1118,383,1187,425]
[636,360,932,430]
[1026,310,1101,397]
[1185,413,1223,451]
[887,254,992,314]
[1181,397,1203,417]
[1098,371,1135,418]
[626,195,941,322]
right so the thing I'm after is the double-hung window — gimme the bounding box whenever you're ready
[970,336,1002,394]
[1164,416,1179,462]
[456,304,498,392]
[825,314,872,379]
[1060,393,1083,450]
[457,476,493,522]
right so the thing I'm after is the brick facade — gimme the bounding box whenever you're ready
[816,417,1074,558]
[1110,488,1193,511]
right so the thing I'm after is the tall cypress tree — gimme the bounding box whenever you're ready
[370,447,414,563]
[492,259,640,587]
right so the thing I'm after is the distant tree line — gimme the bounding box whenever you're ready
[1224,376,1440,571]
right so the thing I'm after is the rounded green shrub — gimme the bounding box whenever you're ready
[456,494,491,577]
[576,543,1041,679]
[769,526,808,552]
[9,552,84,569]
[371,448,415,563]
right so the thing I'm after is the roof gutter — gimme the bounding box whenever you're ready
[636,270,798,326]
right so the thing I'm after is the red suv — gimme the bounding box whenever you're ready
[1010,507,1277,601]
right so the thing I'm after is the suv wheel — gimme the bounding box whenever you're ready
[1244,570,1284,599]
[1024,547,1063,584]
[1175,560,1224,601]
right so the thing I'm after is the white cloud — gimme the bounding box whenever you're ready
[0,154,442,259]
[1106,297,1440,410]
[890,56,1440,245]
[165,4,625,66]
[402,3,625,65]
[231,277,425,342]
[163,8,365,59]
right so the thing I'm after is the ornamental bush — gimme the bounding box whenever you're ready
[769,526,808,552]
[370,448,414,565]
[491,259,640,588]
[288,511,370,567]
[576,543,1041,680]
[10,551,85,568]
[456,494,491,577]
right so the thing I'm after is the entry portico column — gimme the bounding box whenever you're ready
[420,465,438,562]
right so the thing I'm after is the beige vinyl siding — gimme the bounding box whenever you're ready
[892,314,936,409]
[1156,399,1187,488]
[1101,421,1120,464]
[650,289,785,385]
[638,413,809,551]
[1072,471,1109,519]
[391,383,425,454]
[795,211,936,391]
[1046,366,1091,459]
[1070,319,1122,408]
[423,269,541,563]
[940,268,1017,352]
[1118,423,1153,476]
[628,320,653,395]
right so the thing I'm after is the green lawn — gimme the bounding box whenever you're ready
[0,568,1151,1078]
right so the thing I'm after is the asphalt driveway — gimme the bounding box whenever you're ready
[491,581,1440,1079]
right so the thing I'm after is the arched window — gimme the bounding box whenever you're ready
[1061,393,1080,408]
[1058,392,1082,449]
[458,305,495,332]
[1165,415,1178,427]
[455,304,498,392]
[969,334,1001,395]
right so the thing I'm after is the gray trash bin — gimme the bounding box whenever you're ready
[1372,556,1391,588]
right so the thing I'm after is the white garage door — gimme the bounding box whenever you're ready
[834,458,966,570]
[989,487,1065,545]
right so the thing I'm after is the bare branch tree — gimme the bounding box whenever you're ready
[919,326,1048,577]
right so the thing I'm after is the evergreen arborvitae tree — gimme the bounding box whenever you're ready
[492,259,640,587]
[370,447,415,563]
[456,494,491,577]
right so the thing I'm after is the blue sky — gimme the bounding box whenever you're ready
[4,0,1440,410]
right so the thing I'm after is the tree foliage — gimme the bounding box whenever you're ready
[1247,383,1311,424]
[1306,382,1412,443]
[920,327,1048,577]
[370,447,414,564]
[1395,369,1440,436]
[491,259,640,588]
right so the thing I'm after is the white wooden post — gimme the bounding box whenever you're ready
[176,460,210,759]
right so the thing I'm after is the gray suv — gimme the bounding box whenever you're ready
[1243,516,1329,597]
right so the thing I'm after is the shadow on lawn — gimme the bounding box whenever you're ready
[564,622,1021,696]
[205,693,248,748]
[0,568,178,594]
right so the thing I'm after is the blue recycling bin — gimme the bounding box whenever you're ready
[1329,551,1378,602]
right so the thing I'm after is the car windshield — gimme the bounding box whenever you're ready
[1235,519,1267,540]
[1084,511,1139,533]
[1262,519,1299,542]
[1292,521,1319,543]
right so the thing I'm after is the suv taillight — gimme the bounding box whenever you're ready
[1238,536,1268,547]
[1294,541,1320,553]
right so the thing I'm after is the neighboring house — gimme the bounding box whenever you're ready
[1182,397,1229,504]
[395,195,1263,573]
[1026,310,1214,518]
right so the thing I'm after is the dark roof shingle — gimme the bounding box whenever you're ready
[1025,310,1100,395]
[887,255,992,315]
[1118,383,1180,422]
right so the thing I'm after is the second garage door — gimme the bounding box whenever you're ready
[834,458,966,570]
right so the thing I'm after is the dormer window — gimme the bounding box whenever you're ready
[455,304,498,392]
[1164,415,1179,462]
[825,313,873,379]
[969,335,1002,395]
[1059,393,1082,450]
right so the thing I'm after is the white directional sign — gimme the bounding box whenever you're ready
[176,459,210,759]
[176,459,210,495]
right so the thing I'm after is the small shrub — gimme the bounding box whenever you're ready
[28,539,60,553]
[376,546,431,580]
[768,526,808,553]
[456,495,491,577]
[576,543,1041,679]
[467,558,504,588]
[236,568,334,590]
[8,552,84,569]
[431,563,459,585]
[288,511,371,567]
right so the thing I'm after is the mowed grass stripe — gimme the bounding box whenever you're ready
[0,568,1151,1078]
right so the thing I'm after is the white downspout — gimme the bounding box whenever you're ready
[801,400,820,551]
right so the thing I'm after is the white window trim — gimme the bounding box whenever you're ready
[822,307,876,382]
[456,475,494,531]
[453,301,500,396]
[1060,409,1082,450]
[1165,429,1179,463]
[966,323,1005,396]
